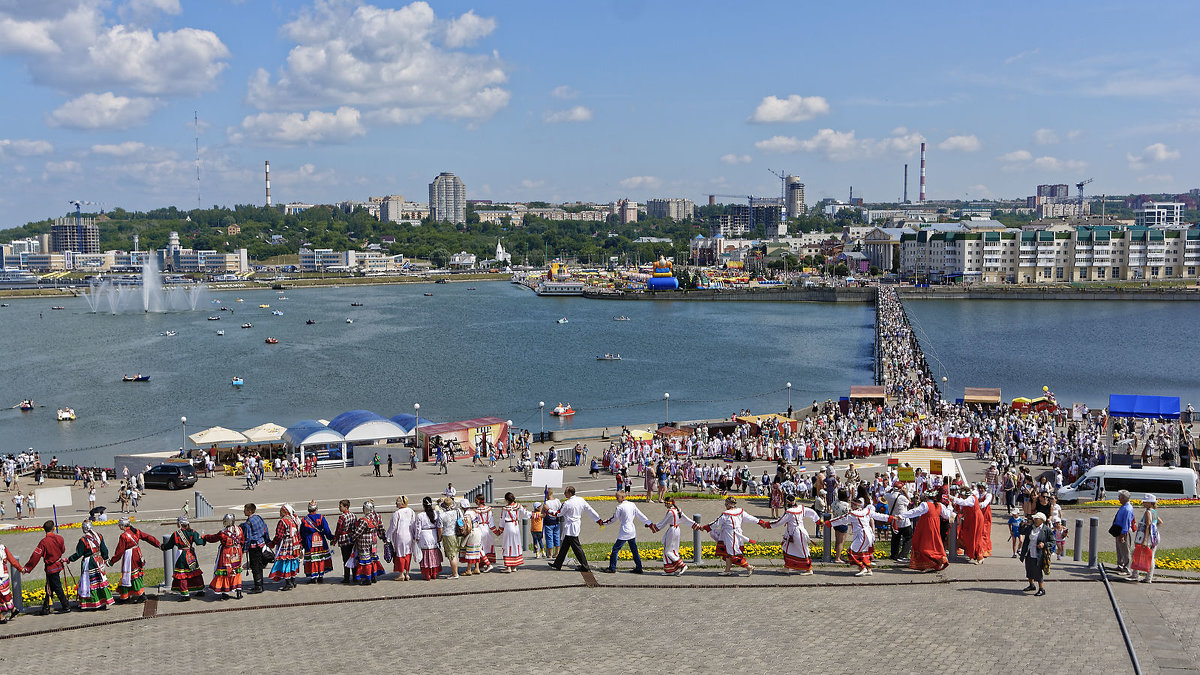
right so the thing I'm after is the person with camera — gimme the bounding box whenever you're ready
[1019,511,1053,596]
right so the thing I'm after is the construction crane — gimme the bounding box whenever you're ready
[1076,178,1094,210]
[67,200,100,229]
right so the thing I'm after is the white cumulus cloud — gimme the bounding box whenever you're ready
[544,106,592,123]
[1033,128,1059,145]
[520,179,544,189]
[720,153,752,165]
[755,128,924,161]
[619,175,662,190]
[229,107,366,145]
[750,94,830,123]
[90,141,147,156]
[43,159,80,174]
[0,138,54,158]
[47,92,160,129]
[551,85,578,99]
[246,1,508,128]
[1127,142,1180,170]
[938,134,980,152]
[1000,149,1033,162]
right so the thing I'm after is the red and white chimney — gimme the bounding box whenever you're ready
[919,143,926,202]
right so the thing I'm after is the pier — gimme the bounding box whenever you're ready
[875,286,941,402]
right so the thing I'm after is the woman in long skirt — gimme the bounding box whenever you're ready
[387,496,415,581]
[767,495,820,574]
[0,543,22,622]
[202,514,245,599]
[269,504,302,590]
[67,521,114,610]
[459,499,485,575]
[415,496,443,580]
[651,496,688,576]
[472,494,496,570]
[498,492,531,571]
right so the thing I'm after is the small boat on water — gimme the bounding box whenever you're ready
[271,310,284,316]
[17,399,34,411]
[423,293,433,297]
[0,303,8,307]
[467,287,477,291]
[345,318,353,324]
[277,296,289,300]
[235,298,244,303]
[231,377,244,386]
[259,304,270,308]
[596,354,622,361]
[208,316,220,321]
[220,306,231,312]
[306,319,316,325]
[350,302,364,307]
[216,330,225,336]
[556,318,568,324]
[551,403,575,417]
[56,407,76,421]
[613,316,630,321]
[122,374,150,382]
[50,306,65,310]
[435,278,449,284]
[241,323,253,329]
[211,299,221,304]
[160,330,177,337]
[264,337,279,344]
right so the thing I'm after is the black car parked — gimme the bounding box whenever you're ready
[143,463,198,490]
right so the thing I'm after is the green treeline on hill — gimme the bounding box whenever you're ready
[0,204,842,266]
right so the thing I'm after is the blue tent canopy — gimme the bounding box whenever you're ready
[389,413,435,434]
[282,420,345,447]
[1108,394,1180,420]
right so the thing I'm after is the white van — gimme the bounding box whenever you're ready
[1057,464,1198,503]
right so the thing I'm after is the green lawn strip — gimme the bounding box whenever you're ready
[20,567,166,594]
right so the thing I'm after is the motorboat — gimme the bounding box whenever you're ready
[271,310,284,316]
[556,318,568,324]
[264,337,279,344]
[216,330,225,336]
[306,319,316,325]
[160,330,177,337]
[235,298,244,303]
[467,287,477,290]
[350,302,364,307]
[435,278,449,284]
[277,296,289,300]
[122,374,150,382]
[50,306,65,310]
[596,354,622,361]
[56,407,76,421]
[423,293,433,297]
[208,316,220,321]
[613,316,631,321]
[231,377,244,386]
[345,318,353,324]
[17,399,34,411]
[0,303,8,307]
[551,403,575,417]
[241,323,253,329]
[220,306,231,311]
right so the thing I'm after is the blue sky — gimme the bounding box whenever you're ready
[0,0,1197,226]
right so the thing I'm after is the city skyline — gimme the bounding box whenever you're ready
[0,0,1197,226]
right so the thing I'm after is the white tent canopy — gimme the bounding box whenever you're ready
[188,426,249,446]
[242,422,287,444]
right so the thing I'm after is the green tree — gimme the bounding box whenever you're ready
[429,248,451,268]
[833,263,850,277]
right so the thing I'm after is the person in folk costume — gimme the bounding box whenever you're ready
[108,516,160,604]
[497,491,532,572]
[0,541,21,622]
[764,494,821,575]
[269,504,303,590]
[414,496,443,580]
[161,516,206,599]
[648,496,689,576]
[202,513,245,599]
[968,481,995,560]
[894,489,953,572]
[458,498,486,575]
[472,493,496,571]
[299,500,334,582]
[696,496,767,576]
[386,495,416,581]
[67,521,115,610]
[349,500,386,584]
[332,499,359,584]
[828,496,890,576]
[952,484,985,564]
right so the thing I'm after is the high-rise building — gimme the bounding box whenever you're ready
[645,198,694,221]
[785,176,806,219]
[614,199,639,224]
[1036,184,1070,198]
[1135,202,1184,228]
[50,217,99,253]
[730,204,784,237]
[428,172,466,225]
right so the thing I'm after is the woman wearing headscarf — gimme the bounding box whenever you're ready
[0,540,21,622]
[66,521,115,610]
[202,513,245,599]
[414,496,443,580]
[299,500,334,583]
[350,501,386,585]
[269,504,303,590]
[108,516,160,604]
[765,494,820,575]
[386,496,415,581]
[497,492,531,572]
[649,496,689,576]
[161,516,206,599]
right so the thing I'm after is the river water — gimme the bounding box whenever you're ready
[2,285,1195,466]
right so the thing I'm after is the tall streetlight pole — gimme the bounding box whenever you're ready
[413,403,420,455]
[787,382,792,411]
[180,416,187,456]
[506,420,513,467]
[539,401,545,442]
[664,392,669,426]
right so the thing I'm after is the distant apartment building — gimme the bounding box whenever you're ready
[50,217,99,253]
[730,204,784,237]
[299,248,403,273]
[1037,184,1070,199]
[1036,201,1090,219]
[645,198,695,221]
[282,202,315,215]
[785,176,806,218]
[429,172,466,225]
[709,213,747,238]
[1135,202,1183,228]
[612,199,639,225]
[170,248,249,274]
[376,195,427,224]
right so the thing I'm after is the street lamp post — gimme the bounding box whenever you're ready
[507,420,513,466]
[664,392,669,426]
[787,382,792,410]
[413,403,420,452]
[180,416,187,456]
[539,402,545,442]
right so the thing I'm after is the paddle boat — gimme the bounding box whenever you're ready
[258,304,270,309]
[345,318,353,324]
[350,302,364,307]
[423,293,433,297]
[277,296,289,300]
[211,299,222,304]
[613,316,630,321]
[235,298,244,303]
[551,403,575,417]
[264,337,279,344]
[122,374,150,382]
[306,319,316,325]
[231,377,244,386]
[556,318,568,324]
[208,315,220,321]
[596,354,622,361]
[56,407,76,421]
[0,303,8,307]
[241,323,253,329]
[467,287,477,291]
[271,310,284,316]
[216,330,225,336]
[50,306,65,310]
[18,399,34,411]
[160,330,177,337]
[220,306,231,311]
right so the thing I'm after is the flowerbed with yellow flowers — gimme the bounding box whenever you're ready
[585,494,762,503]
[609,542,827,561]
[1082,498,1200,507]
[0,517,129,536]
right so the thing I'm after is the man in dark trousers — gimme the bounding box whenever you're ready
[240,503,269,594]
[547,486,602,572]
[23,520,69,614]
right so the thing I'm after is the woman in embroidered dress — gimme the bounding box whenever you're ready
[108,516,159,603]
[67,521,114,610]
[766,495,820,574]
[0,542,22,622]
[299,500,334,582]
[386,495,416,580]
[350,501,386,584]
[650,496,688,576]
[269,504,302,590]
[161,516,206,599]
[497,492,531,572]
[459,498,485,575]
[473,494,496,570]
[202,513,245,599]
[414,496,443,580]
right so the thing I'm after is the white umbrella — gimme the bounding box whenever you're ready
[242,422,287,444]
[188,426,249,446]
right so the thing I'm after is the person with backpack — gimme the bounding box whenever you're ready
[240,503,270,594]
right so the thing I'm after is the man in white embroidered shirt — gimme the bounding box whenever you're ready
[547,486,602,572]
[601,491,652,574]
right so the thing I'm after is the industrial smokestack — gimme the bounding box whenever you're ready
[265,160,272,207]
[919,143,926,202]
[708,194,715,206]
[903,164,908,203]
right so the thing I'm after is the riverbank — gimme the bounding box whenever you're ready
[583,286,876,302]
[578,283,1200,303]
